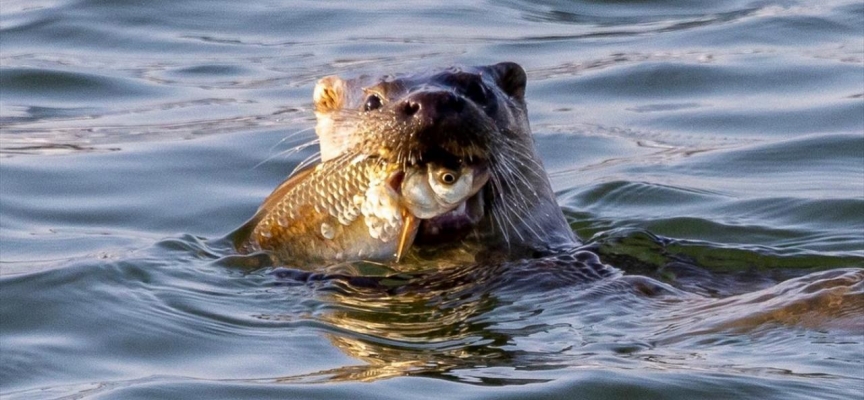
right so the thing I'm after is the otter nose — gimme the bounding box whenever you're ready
[399,91,465,122]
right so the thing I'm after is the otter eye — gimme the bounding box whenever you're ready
[363,94,383,111]
[436,169,460,185]
[464,80,487,104]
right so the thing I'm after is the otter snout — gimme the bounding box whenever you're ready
[389,89,492,163]
[398,90,467,125]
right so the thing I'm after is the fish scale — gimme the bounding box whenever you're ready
[249,155,407,262]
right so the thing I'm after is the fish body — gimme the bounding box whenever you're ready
[240,155,489,264]
[245,155,410,262]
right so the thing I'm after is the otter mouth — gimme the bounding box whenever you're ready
[416,188,486,244]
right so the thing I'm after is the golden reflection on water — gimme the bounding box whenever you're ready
[265,263,863,384]
[312,261,506,382]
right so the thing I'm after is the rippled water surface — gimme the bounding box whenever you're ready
[2,1,863,399]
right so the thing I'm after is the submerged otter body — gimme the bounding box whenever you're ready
[237,62,576,263]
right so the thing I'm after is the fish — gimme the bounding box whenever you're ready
[240,154,488,263]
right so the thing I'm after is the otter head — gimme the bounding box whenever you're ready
[312,62,576,255]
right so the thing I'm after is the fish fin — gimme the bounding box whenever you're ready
[395,212,419,262]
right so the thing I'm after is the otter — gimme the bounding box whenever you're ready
[237,62,577,262]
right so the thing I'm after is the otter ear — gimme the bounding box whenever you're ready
[486,62,527,100]
[313,76,345,113]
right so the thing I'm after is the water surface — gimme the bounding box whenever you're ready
[2,0,863,399]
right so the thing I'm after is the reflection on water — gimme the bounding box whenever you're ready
[250,246,860,387]
[2,0,863,398]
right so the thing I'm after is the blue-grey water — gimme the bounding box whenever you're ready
[2,1,863,399]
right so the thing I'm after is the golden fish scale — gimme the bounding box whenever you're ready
[251,157,400,260]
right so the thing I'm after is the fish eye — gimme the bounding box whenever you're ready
[436,169,460,185]
[427,164,473,205]
[364,94,383,111]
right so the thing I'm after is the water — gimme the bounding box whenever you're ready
[1,0,863,398]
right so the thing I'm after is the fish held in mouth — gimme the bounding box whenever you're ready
[237,155,488,264]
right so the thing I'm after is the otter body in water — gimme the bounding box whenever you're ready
[237,62,576,263]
